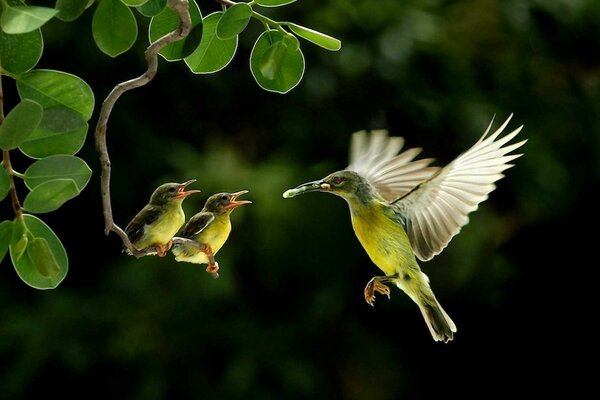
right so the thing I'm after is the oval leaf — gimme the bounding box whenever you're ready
[250,30,305,93]
[0,28,43,75]
[10,214,68,289]
[0,220,12,263]
[23,178,80,213]
[148,0,202,61]
[0,167,9,201]
[185,12,238,74]
[0,99,43,150]
[0,5,58,34]
[55,0,89,21]
[16,69,95,121]
[27,237,60,277]
[24,155,92,191]
[286,23,341,51]
[136,0,166,17]
[19,107,87,159]
[216,3,252,40]
[92,0,138,57]
[255,0,296,7]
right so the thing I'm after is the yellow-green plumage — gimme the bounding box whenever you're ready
[124,180,200,256]
[171,191,251,275]
[283,115,525,343]
[173,214,231,264]
[133,203,185,250]
[350,199,414,276]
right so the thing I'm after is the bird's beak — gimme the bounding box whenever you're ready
[282,180,330,198]
[225,190,252,210]
[176,179,201,199]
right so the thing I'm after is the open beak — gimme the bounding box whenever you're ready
[282,180,330,198]
[225,190,252,210]
[176,179,201,199]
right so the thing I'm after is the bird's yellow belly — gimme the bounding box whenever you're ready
[139,209,185,249]
[351,209,414,276]
[174,220,231,265]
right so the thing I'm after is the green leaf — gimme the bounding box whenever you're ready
[0,28,43,75]
[27,237,60,277]
[286,23,341,51]
[121,0,148,6]
[24,155,92,191]
[55,0,89,21]
[0,220,12,263]
[0,99,43,150]
[216,3,252,40]
[185,12,238,74]
[0,5,58,34]
[0,167,9,201]
[250,30,305,93]
[10,214,68,289]
[19,107,87,159]
[148,0,202,61]
[23,178,80,213]
[16,69,95,121]
[92,0,138,57]
[136,0,166,17]
[255,0,296,7]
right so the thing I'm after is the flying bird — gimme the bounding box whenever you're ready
[283,115,525,342]
[125,179,200,256]
[172,191,251,278]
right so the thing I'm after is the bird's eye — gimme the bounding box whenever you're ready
[169,187,177,193]
[221,195,228,201]
[332,176,345,185]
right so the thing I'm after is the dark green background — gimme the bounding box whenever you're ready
[1,0,597,398]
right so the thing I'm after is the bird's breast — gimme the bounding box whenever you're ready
[196,217,232,255]
[140,207,185,247]
[350,203,415,275]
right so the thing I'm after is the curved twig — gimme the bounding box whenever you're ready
[94,0,192,257]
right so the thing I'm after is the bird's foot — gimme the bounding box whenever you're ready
[206,262,220,279]
[155,244,168,257]
[364,277,391,306]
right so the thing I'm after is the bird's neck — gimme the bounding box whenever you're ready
[153,199,183,210]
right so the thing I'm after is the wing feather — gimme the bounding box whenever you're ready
[395,114,526,261]
[347,130,440,201]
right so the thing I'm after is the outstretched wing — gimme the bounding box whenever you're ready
[395,114,526,261]
[178,212,216,239]
[346,129,440,201]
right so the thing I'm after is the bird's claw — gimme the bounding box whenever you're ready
[155,241,173,257]
[364,278,391,306]
[206,262,220,279]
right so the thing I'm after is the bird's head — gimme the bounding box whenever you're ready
[283,170,372,202]
[204,191,252,214]
[150,179,201,205]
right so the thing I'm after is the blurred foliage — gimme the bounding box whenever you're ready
[0,0,597,398]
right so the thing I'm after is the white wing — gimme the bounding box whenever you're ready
[346,129,440,201]
[395,114,526,261]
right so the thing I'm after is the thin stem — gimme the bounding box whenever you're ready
[2,150,23,219]
[0,69,23,219]
[94,0,191,257]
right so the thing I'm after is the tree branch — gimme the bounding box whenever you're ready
[94,0,192,257]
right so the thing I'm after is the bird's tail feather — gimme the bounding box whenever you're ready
[396,273,457,343]
[418,296,456,343]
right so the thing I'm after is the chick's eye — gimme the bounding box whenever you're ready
[332,176,344,185]
[221,195,228,201]
[169,187,177,193]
